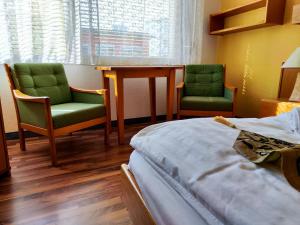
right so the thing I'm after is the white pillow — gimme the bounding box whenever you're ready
[289,73,300,102]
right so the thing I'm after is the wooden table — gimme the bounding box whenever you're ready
[95,66,184,144]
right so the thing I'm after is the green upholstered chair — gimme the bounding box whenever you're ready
[4,63,110,166]
[177,64,237,118]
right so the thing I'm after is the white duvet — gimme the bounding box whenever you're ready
[130,110,300,225]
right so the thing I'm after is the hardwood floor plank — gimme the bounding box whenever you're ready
[0,125,148,225]
[16,197,128,225]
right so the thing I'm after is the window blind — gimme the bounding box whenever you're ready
[0,0,203,65]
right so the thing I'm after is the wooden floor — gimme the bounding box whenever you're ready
[0,124,147,225]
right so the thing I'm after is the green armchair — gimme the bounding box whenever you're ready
[5,63,110,166]
[177,64,237,118]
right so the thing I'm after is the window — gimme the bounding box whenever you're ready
[0,0,202,65]
[79,0,175,59]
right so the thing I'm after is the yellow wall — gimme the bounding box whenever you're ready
[217,0,300,117]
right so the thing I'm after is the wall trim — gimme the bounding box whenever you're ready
[5,115,171,140]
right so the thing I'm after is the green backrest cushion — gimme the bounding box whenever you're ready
[13,63,72,105]
[184,64,224,97]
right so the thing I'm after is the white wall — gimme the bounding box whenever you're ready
[0,0,220,133]
[201,0,221,63]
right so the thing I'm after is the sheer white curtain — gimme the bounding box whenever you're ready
[0,0,204,65]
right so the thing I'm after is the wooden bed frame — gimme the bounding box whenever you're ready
[121,164,156,225]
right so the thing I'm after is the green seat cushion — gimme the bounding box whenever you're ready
[51,103,106,129]
[181,96,233,111]
[13,63,72,105]
[184,64,224,97]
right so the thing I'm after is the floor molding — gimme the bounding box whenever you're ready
[5,115,170,140]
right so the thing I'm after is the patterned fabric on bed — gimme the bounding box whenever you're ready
[233,130,300,191]
[233,130,298,163]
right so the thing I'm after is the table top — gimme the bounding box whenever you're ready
[261,98,290,102]
[95,65,184,71]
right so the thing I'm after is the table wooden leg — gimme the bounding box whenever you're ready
[149,78,156,123]
[103,72,112,133]
[166,74,170,118]
[114,76,125,145]
[166,70,175,121]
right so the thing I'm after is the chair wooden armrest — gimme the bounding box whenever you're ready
[70,87,107,95]
[13,89,52,142]
[224,84,238,117]
[224,84,237,91]
[176,82,184,89]
[70,87,109,107]
[13,90,50,104]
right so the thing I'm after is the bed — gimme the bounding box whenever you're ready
[121,66,300,225]
[121,111,300,225]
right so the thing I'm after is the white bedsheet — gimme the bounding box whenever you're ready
[130,113,300,225]
[129,151,222,225]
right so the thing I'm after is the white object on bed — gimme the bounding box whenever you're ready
[130,109,300,225]
[276,106,300,133]
[129,151,222,225]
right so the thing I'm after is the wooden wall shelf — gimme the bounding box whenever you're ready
[210,0,286,35]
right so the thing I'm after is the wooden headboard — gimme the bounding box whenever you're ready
[278,67,300,98]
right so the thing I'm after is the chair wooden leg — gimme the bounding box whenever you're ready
[49,135,57,166]
[177,113,181,120]
[232,110,236,118]
[104,122,110,145]
[18,127,26,151]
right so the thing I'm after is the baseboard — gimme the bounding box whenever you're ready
[6,131,40,140]
[5,115,170,140]
[5,114,241,140]
[0,169,11,178]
